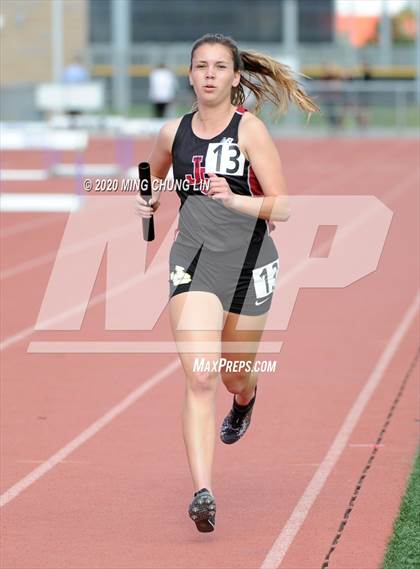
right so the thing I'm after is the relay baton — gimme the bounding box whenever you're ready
[138,161,155,242]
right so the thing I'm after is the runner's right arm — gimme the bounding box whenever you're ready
[135,118,180,218]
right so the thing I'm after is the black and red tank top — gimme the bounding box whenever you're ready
[171,106,268,252]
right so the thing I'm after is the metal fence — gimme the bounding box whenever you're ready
[128,78,419,132]
[1,79,418,133]
[301,80,419,130]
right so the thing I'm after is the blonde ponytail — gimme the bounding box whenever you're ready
[237,51,320,116]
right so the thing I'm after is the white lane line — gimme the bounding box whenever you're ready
[50,163,120,177]
[0,358,181,508]
[0,219,138,281]
[0,206,175,281]
[0,194,82,212]
[0,169,49,181]
[0,259,166,352]
[260,290,420,569]
[16,460,87,465]
[0,213,64,240]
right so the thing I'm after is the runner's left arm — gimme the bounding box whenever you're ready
[208,115,291,222]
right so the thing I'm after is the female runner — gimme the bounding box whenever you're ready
[136,33,319,533]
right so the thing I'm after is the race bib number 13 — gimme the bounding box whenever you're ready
[252,260,279,300]
[205,143,245,176]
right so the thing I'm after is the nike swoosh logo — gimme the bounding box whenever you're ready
[255,296,271,306]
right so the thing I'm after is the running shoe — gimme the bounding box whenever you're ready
[220,386,257,445]
[188,488,216,532]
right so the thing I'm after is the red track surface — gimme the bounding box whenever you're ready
[1,137,419,569]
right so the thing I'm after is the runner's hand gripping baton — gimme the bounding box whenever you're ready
[138,161,155,242]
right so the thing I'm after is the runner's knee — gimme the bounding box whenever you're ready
[186,369,219,394]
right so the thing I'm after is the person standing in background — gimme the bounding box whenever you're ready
[344,62,372,130]
[322,63,344,129]
[148,63,178,118]
[62,56,90,121]
[63,56,90,84]
[356,61,372,128]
